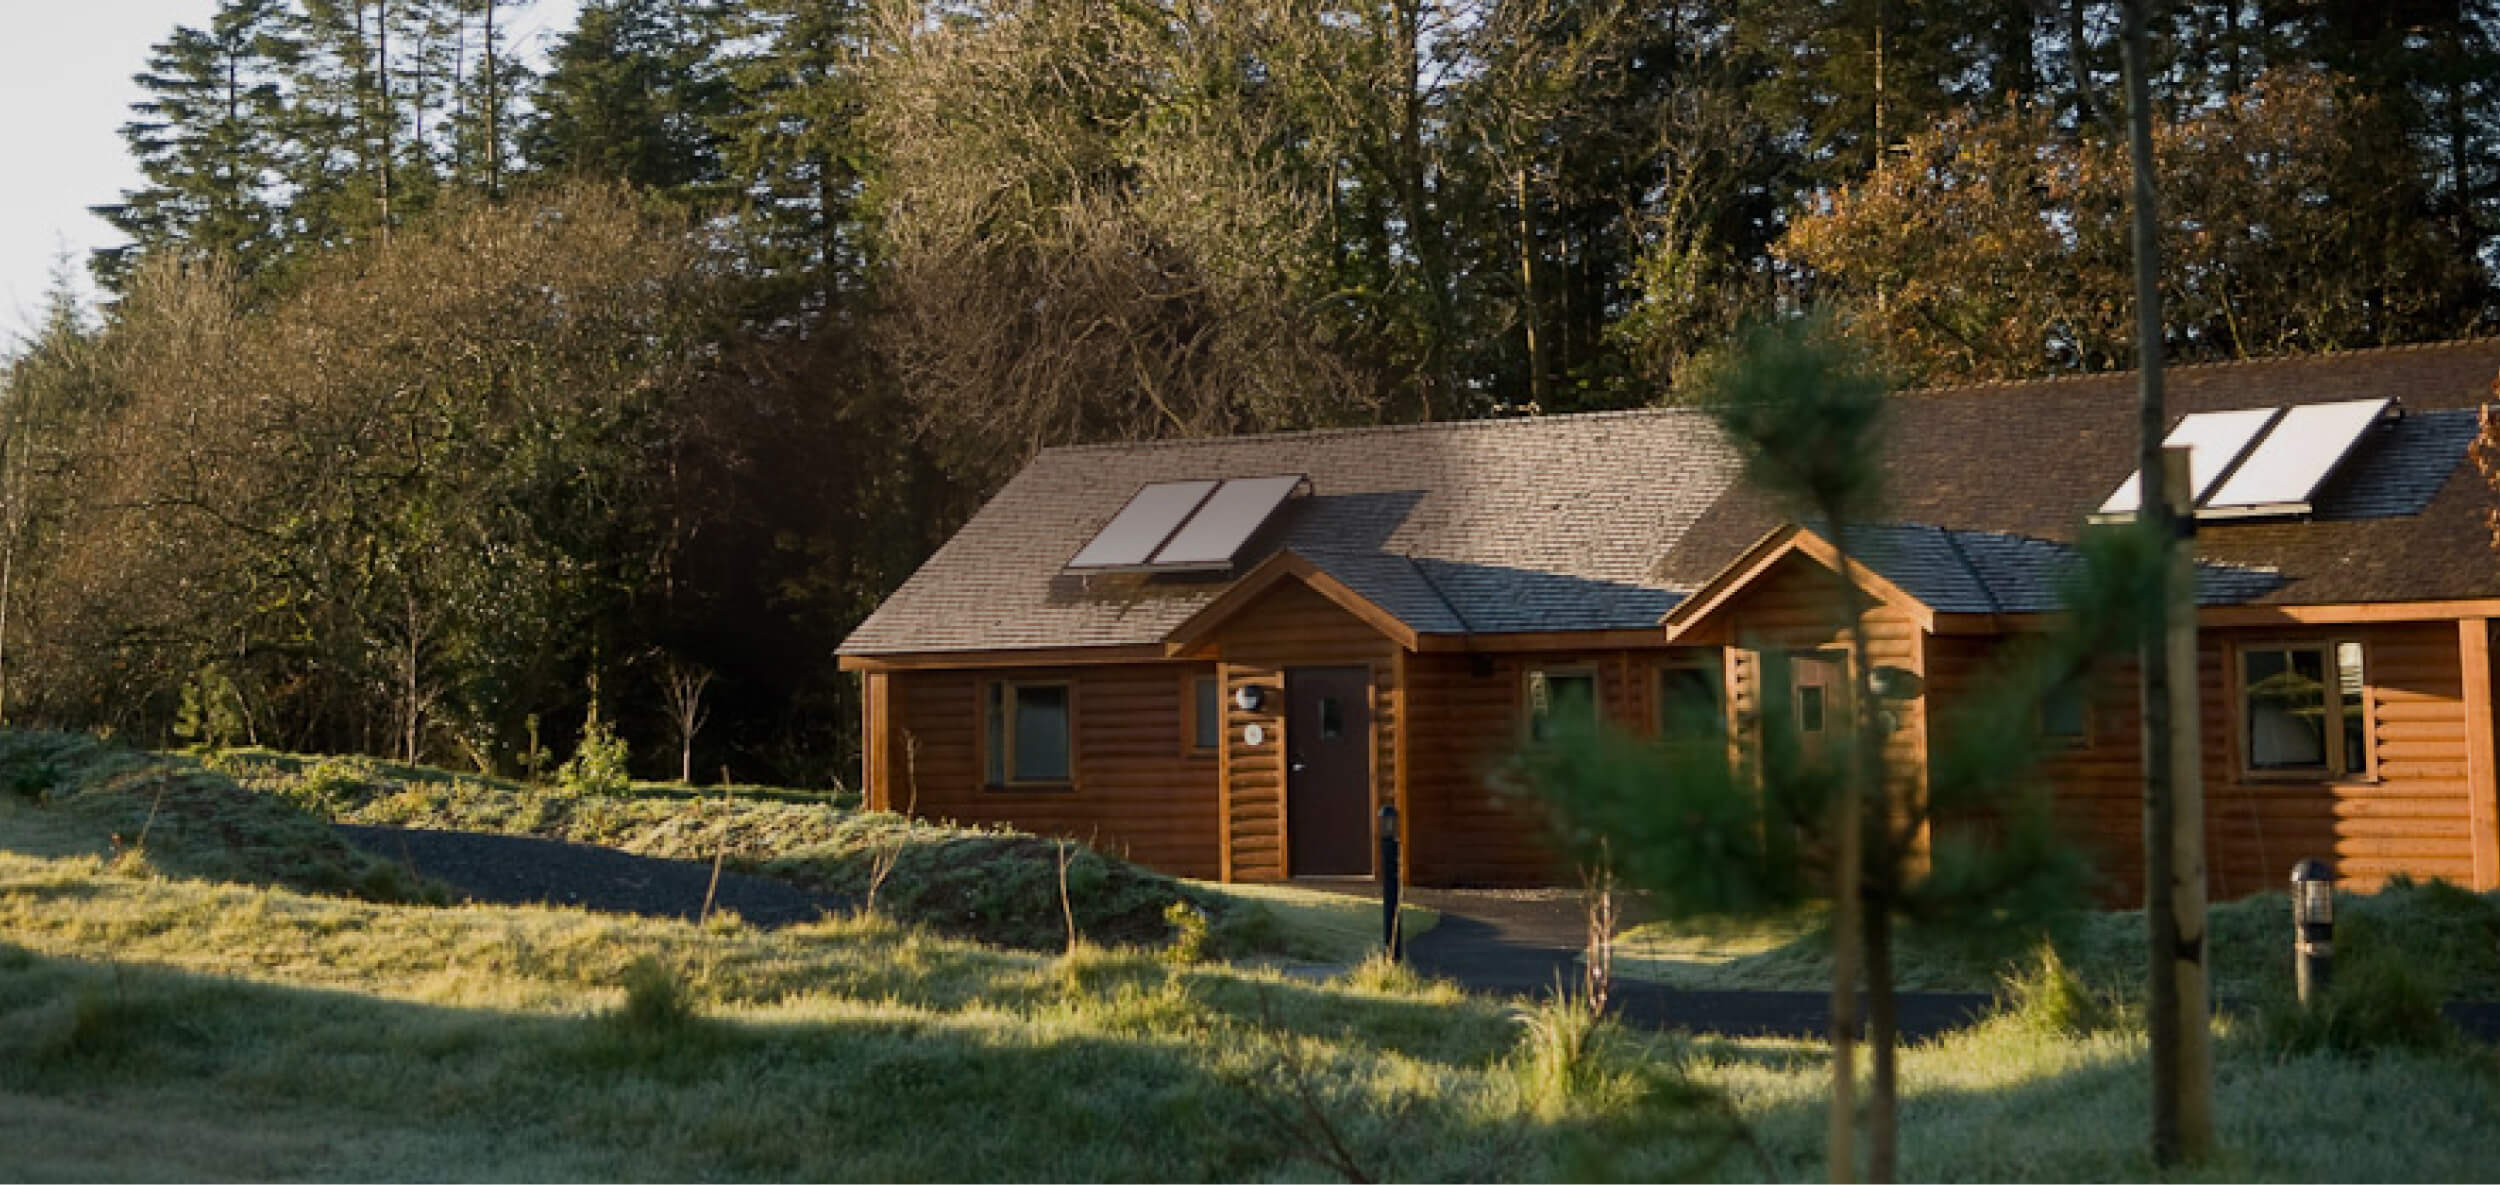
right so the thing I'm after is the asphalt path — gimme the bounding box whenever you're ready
[335,824,853,928]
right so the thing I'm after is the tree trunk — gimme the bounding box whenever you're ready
[484,0,501,198]
[378,0,395,240]
[2068,0,2097,128]
[2121,0,2213,1165]
[1516,165,1546,409]
[1825,512,1871,1184]
[1865,902,1899,1183]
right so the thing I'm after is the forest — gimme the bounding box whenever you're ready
[0,0,2493,787]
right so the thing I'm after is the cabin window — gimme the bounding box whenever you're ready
[1187,676,1221,752]
[2239,642,2370,778]
[1526,667,1600,742]
[986,680,1073,785]
[1658,653,1726,741]
[2040,678,2089,743]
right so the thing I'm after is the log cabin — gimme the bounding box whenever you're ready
[837,340,2500,901]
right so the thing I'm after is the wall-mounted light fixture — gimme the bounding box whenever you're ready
[1232,684,1267,713]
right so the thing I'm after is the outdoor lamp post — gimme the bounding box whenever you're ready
[2291,858,2335,1006]
[1378,804,1402,961]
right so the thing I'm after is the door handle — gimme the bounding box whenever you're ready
[1290,760,1307,773]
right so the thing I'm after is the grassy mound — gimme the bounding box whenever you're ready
[0,732,427,902]
[204,747,1210,951]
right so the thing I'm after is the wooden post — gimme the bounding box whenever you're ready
[2462,619,2499,889]
[2157,446,2214,1159]
[863,671,891,812]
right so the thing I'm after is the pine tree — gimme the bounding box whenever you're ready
[526,0,734,195]
[92,0,298,289]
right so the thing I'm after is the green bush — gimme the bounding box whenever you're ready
[614,956,696,1034]
[2255,916,2457,1055]
[557,711,632,798]
[172,667,249,751]
[1995,941,2112,1037]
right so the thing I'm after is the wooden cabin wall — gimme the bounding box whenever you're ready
[1932,620,2491,904]
[879,662,1223,878]
[1403,649,1650,886]
[1206,581,1400,882]
[1719,555,1929,826]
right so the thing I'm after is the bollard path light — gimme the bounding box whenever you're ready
[1378,805,1403,961]
[2290,858,2335,1007]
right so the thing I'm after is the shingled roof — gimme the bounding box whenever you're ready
[838,409,1745,655]
[841,339,2500,657]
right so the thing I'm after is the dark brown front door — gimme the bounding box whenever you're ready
[1286,666,1373,876]
[1790,652,1848,762]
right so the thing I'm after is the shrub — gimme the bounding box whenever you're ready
[557,710,632,798]
[1515,992,1609,1114]
[1163,900,1215,965]
[172,667,249,751]
[1995,941,2111,1037]
[2256,939,2456,1056]
[614,956,696,1033]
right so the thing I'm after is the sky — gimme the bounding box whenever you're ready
[0,0,579,344]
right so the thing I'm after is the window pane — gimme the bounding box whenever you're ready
[1013,685,1071,781]
[2336,641,2367,776]
[1531,671,1598,742]
[2246,649,2327,769]
[1193,677,1220,750]
[1320,695,1343,739]
[1660,664,1725,740]
[1798,685,1827,734]
[2042,680,2087,739]
[985,682,1005,784]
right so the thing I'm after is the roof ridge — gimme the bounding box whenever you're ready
[1032,405,1713,458]
[1897,336,2500,400]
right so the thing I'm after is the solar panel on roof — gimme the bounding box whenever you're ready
[1149,475,1306,569]
[2095,407,2282,519]
[1066,480,1218,569]
[2200,398,2391,518]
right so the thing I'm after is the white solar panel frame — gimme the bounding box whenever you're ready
[2200,398,2391,518]
[2094,407,2282,518]
[1148,475,1306,569]
[1065,479,1219,569]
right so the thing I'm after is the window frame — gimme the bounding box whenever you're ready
[2038,674,2093,749]
[1182,672,1222,758]
[1656,650,1728,743]
[1523,664,1603,744]
[2234,639,2375,782]
[982,678,1078,791]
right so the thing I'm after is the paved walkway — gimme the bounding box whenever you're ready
[337,825,853,927]
[1396,887,1992,1040]
[1394,885,2500,1042]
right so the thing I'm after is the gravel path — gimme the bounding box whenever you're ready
[336,824,854,928]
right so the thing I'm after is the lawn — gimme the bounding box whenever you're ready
[3,730,2497,1180]
[1601,883,2500,1004]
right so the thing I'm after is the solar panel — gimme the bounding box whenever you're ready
[1066,480,1219,569]
[1149,475,1305,569]
[2095,408,2282,518]
[2201,398,2390,518]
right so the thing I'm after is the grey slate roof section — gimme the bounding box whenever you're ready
[2312,408,2480,521]
[1838,523,2284,613]
[1287,548,1471,635]
[839,410,1744,655]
